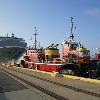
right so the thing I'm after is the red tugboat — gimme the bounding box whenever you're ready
[21,27,63,72]
[60,17,91,76]
[21,27,45,68]
[61,17,90,63]
[33,43,63,72]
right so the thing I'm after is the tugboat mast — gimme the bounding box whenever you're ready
[33,27,38,49]
[70,17,74,41]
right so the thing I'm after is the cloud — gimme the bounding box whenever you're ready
[85,8,100,17]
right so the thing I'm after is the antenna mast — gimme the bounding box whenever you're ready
[33,27,38,49]
[70,17,74,41]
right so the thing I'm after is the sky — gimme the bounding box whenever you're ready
[0,0,100,54]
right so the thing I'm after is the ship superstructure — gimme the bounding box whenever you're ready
[24,27,44,63]
[0,33,26,48]
[0,33,27,64]
[62,17,90,63]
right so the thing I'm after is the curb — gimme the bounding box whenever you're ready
[63,74,100,84]
[14,67,100,84]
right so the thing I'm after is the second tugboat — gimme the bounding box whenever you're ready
[60,17,91,76]
[61,17,90,64]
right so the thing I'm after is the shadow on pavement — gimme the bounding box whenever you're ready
[0,93,10,100]
[0,71,28,93]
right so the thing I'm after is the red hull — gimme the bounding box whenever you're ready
[96,54,100,59]
[34,63,63,72]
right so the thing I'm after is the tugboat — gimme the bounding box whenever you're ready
[21,27,45,68]
[60,17,91,76]
[61,17,90,64]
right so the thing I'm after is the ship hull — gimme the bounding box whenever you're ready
[0,47,26,64]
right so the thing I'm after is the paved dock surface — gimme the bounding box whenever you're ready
[0,66,100,100]
[0,70,54,100]
[18,67,100,94]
